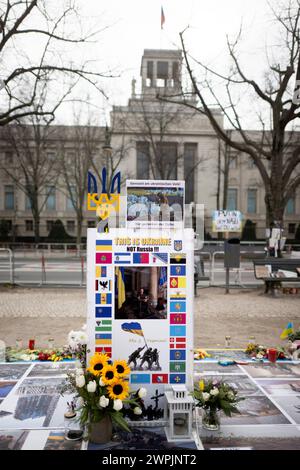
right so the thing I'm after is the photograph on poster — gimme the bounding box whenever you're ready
[242,363,300,379]
[257,379,300,396]
[87,426,197,451]
[193,375,263,397]
[0,374,74,429]
[0,364,30,381]
[44,431,82,450]
[272,395,300,424]
[28,362,76,378]
[220,396,290,425]
[115,266,167,320]
[0,430,29,450]
[114,321,168,373]
[194,362,244,375]
[126,181,184,228]
[201,436,300,451]
[0,381,17,398]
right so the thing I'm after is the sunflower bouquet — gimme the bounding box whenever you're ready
[67,352,136,434]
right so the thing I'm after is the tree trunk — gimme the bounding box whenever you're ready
[76,214,83,247]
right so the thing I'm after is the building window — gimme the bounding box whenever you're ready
[227,188,238,210]
[67,220,75,233]
[157,61,168,87]
[288,223,296,234]
[172,61,179,81]
[286,196,295,215]
[47,151,56,161]
[25,220,33,232]
[88,220,95,228]
[247,189,257,214]
[248,157,256,169]
[46,186,56,210]
[156,142,177,179]
[146,61,153,87]
[184,143,197,204]
[136,142,150,179]
[4,185,14,210]
[5,151,13,165]
[67,186,76,210]
[46,220,54,233]
[229,155,237,169]
[5,220,12,232]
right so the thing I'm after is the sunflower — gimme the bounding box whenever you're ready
[101,364,118,385]
[113,360,131,378]
[87,352,109,376]
[107,379,130,401]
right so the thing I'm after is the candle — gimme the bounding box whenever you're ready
[268,348,277,363]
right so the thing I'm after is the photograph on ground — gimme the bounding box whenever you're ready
[115,266,167,320]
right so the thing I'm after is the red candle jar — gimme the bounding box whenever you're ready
[268,348,277,363]
[28,339,35,350]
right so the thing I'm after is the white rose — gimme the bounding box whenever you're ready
[99,377,105,387]
[87,380,97,393]
[202,392,210,402]
[138,387,147,399]
[99,395,109,408]
[75,368,84,377]
[113,399,123,411]
[76,375,85,388]
[210,388,219,396]
[78,333,87,345]
[133,407,142,415]
[256,353,264,359]
[227,392,234,400]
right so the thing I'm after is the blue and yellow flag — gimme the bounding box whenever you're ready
[280,322,294,340]
[121,322,144,337]
[115,267,126,309]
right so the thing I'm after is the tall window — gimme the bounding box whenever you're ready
[227,188,238,210]
[157,61,168,87]
[136,142,150,179]
[229,155,237,169]
[286,196,295,215]
[46,186,56,210]
[157,142,177,179]
[5,151,13,165]
[67,185,76,210]
[4,185,14,210]
[184,143,197,204]
[247,189,257,214]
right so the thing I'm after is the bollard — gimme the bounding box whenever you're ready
[80,256,84,286]
[41,254,46,285]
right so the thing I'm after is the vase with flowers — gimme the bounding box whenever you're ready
[193,379,243,431]
[66,352,137,444]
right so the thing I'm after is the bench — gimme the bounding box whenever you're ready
[253,258,300,295]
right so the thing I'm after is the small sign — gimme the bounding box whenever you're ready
[212,211,242,232]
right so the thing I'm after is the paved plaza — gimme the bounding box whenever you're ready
[0,286,299,349]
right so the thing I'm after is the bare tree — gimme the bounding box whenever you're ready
[0,0,110,126]
[60,117,102,246]
[0,115,61,242]
[162,1,300,228]
[114,98,202,186]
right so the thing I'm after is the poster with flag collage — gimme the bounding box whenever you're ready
[87,228,194,412]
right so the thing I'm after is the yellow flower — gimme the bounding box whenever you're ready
[107,379,129,401]
[199,380,205,391]
[113,360,131,378]
[101,365,118,385]
[87,353,109,376]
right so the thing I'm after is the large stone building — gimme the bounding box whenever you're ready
[0,48,299,241]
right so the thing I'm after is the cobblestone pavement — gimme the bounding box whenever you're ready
[0,286,299,349]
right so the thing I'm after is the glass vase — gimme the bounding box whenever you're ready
[202,408,220,431]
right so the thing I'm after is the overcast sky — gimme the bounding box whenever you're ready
[38,0,279,126]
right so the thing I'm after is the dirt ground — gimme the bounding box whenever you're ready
[0,286,300,349]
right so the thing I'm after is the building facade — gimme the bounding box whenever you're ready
[0,48,299,241]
